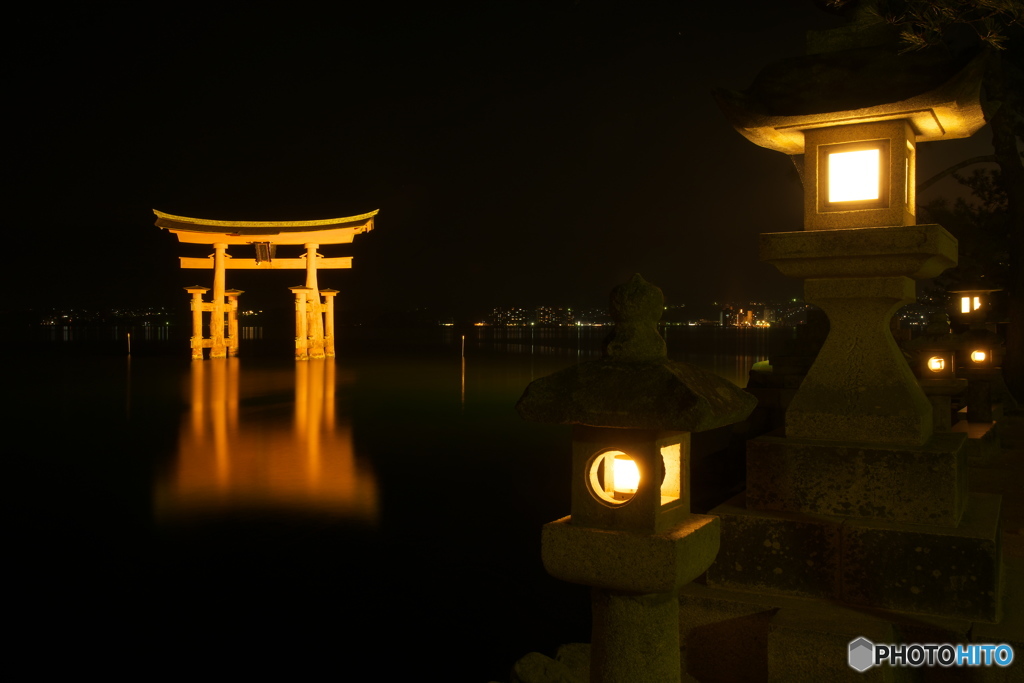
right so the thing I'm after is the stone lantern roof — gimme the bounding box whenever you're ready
[516,274,756,432]
[713,9,988,154]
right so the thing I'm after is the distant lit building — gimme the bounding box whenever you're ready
[490,307,531,326]
[535,306,574,326]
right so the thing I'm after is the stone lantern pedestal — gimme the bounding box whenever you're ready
[759,225,955,445]
[709,224,1003,618]
[677,230,1008,679]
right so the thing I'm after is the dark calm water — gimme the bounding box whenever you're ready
[10,326,779,679]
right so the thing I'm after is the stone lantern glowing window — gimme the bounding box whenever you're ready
[803,120,915,230]
[950,287,999,325]
[971,349,988,363]
[588,451,639,504]
[961,296,981,314]
[827,145,882,203]
[918,349,955,379]
[586,445,681,508]
[570,430,690,533]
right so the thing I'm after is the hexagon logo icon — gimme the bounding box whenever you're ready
[848,637,874,672]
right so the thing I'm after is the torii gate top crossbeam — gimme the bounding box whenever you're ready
[154,209,377,245]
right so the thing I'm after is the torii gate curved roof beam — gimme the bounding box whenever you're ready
[154,209,378,245]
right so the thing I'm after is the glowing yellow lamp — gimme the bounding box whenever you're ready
[587,450,642,505]
[971,350,987,363]
[927,356,946,372]
[612,454,640,497]
[961,296,983,313]
[828,148,880,202]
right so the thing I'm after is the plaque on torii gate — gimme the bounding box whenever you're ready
[155,209,377,360]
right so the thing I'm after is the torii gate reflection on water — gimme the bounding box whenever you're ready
[157,357,379,522]
[155,209,377,360]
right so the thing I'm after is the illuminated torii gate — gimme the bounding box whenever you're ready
[155,209,377,360]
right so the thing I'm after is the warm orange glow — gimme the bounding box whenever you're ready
[588,450,639,505]
[828,148,880,202]
[927,356,946,372]
[659,442,682,506]
[613,454,640,495]
[960,296,984,314]
[971,350,987,363]
[161,359,379,521]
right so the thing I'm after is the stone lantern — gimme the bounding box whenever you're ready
[949,284,1001,327]
[956,328,1004,425]
[675,12,1008,680]
[517,274,755,683]
[903,314,965,433]
[945,284,1014,424]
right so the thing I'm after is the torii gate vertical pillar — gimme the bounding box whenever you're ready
[210,243,228,359]
[226,289,244,358]
[290,286,311,360]
[304,243,326,359]
[321,288,339,358]
[186,286,210,360]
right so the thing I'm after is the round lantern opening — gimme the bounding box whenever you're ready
[586,450,640,506]
[971,350,987,363]
[927,356,945,372]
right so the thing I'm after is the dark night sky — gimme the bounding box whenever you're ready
[11,1,994,320]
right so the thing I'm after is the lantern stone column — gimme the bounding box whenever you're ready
[760,226,957,445]
[185,286,210,360]
[516,275,756,683]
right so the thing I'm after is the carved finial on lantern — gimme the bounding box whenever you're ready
[603,273,667,362]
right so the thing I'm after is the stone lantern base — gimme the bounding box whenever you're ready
[675,426,1018,682]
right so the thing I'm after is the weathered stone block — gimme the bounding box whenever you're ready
[759,225,958,280]
[746,431,968,526]
[705,494,843,600]
[951,419,1000,465]
[541,514,719,594]
[841,493,1002,622]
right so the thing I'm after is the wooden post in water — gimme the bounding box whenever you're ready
[210,243,228,359]
[321,289,338,358]
[226,289,243,357]
[304,243,325,359]
[185,286,210,360]
[290,286,311,360]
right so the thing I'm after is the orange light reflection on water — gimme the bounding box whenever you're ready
[158,358,378,522]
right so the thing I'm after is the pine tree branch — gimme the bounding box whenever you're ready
[917,154,998,194]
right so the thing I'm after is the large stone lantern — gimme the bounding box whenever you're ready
[674,13,1008,681]
[517,275,755,683]
[716,38,988,444]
